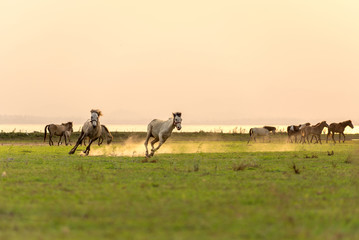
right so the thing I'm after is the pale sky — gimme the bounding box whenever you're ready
[1,0,358,124]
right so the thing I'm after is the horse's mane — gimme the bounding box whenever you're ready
[91,109,103,116]
[101,125,113,138]
[312,122,321,127]
[341,120,352,125]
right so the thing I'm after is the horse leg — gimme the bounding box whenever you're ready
[149,138,159,157]
[84,138,98,156]
[144,135,152,157]
[64,134,68,146]
[98,136,103,146]
[49,134,54,146]
[287,135,291,143]
[342,133,346,143]
[150,135,166,157]
[317,135,322,144]
[338,132,341,143]
[65,134,71,146]
[300,133,305,144]
[69,132,86,154]
[332,132,336,144]
[58,135,62,146]
[247,135,251,144]
[326,131,330,143]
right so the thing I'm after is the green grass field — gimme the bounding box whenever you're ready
[0,135,358,239]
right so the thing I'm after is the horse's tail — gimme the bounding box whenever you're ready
[44,125,50,142]
[249,128,253,136]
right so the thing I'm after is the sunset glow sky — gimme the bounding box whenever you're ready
[1,1,358,124]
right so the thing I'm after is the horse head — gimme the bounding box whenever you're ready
[62,122,73,131]
[347,120,354,129]
[172,112,182,130]
[91,109,102,128]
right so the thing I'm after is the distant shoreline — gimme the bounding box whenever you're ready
[1,124,359,134]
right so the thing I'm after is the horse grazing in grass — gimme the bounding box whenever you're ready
[83,125,113,146]
[263,126,276,133]
[326,120,354,143]
[44,122,73,146]
[144,112,182,157]
[59,129,73,146]
[247,126,275,144]
[69,109,103,155]
[300,121,328,144]
[287,123,310,143]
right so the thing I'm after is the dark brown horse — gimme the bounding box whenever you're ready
[44,122,73,146]
[263,126,276,133]
[326,120,354,143]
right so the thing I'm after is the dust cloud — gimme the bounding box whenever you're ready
[86,137,301,157]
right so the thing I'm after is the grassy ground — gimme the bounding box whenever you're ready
[0,136,358,239]
[2,131,359,144]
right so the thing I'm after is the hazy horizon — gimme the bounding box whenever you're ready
[1,1,358,125]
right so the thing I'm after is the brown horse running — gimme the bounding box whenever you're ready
[44,122,73,146]
[326,120,354,143]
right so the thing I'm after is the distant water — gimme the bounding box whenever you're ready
[0,124,358,134]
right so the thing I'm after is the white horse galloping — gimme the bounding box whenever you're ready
[247,127,275,144]
[144,112,182,157]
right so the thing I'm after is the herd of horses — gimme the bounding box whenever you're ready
[248,120,354,144]
[43,109,354,156]
[43,110,183,157]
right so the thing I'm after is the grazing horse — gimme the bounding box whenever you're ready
[144,112,182,157]
[263,126,276,133]
[59,129,73,146]
[326,120,354,143]
[300,121,329,144]
[44,122,73,146]
[287,123,310,143]
[83,125,113,146]
[247,127,275,144]
[69,109,103,155]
